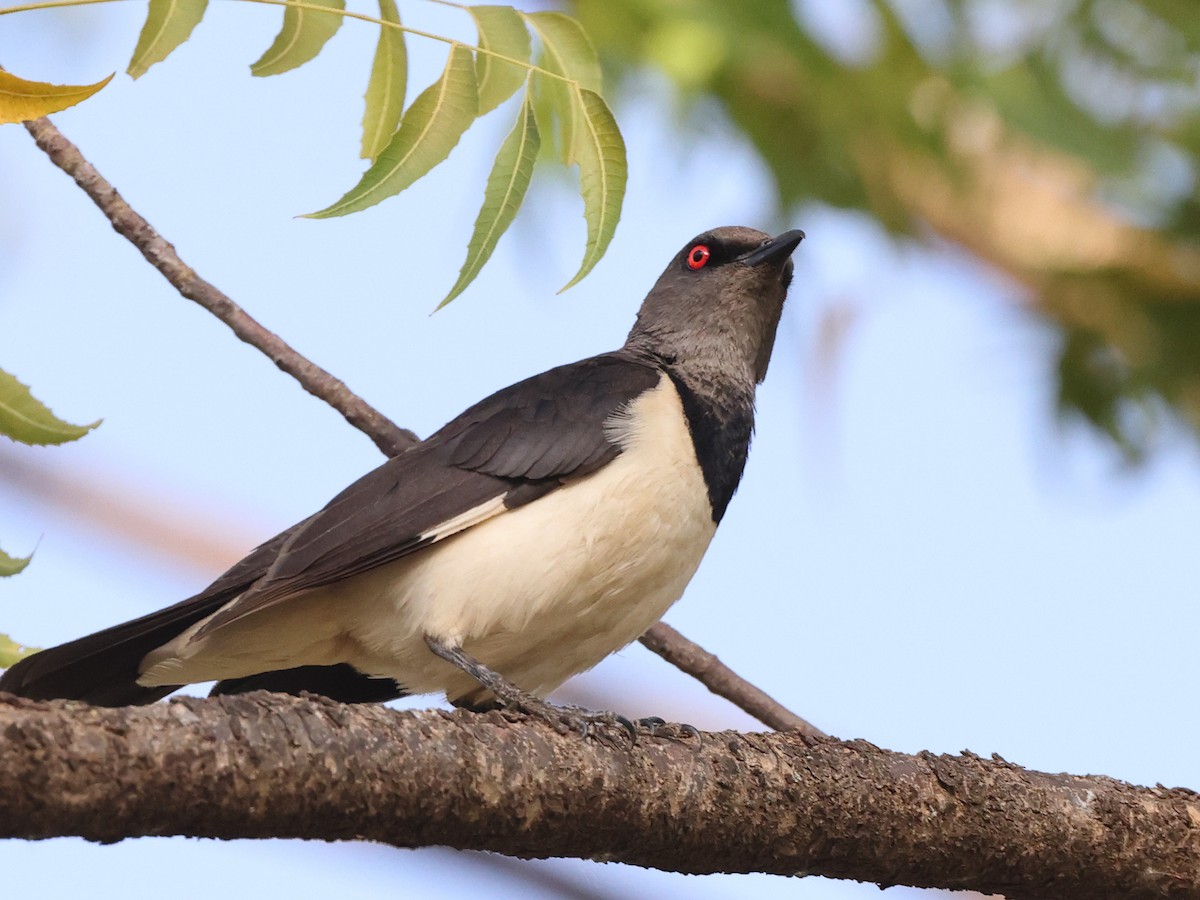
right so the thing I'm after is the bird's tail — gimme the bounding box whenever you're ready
[0,593,228,707]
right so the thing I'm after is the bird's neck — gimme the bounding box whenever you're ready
[622,322,760,412]
[619,339,758,524]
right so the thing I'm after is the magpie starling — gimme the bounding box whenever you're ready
[0,226,804,714]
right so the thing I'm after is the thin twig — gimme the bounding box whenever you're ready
[639,622,824,737]
[22,116,417,458]
[23,115,815,734]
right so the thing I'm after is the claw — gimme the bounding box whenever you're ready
[425,635,665,746]
[634,716,701,743]
[636,715,666,735]
[614,713,638,746]
[550,706,638,745]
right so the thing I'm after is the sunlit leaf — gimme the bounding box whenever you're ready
[470,5,531,116]
[440,94,540,308]
[309,43,478,218]
[0,548,31,578]
[0,70,113,124]
[0,369,99,446]
[0,633,36,668]
[127,0,209,79]
[360,0,406,160]
[525,11,600,164]
[250,0,345,78]
[560,87,625,291]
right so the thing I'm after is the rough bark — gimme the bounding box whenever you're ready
[1,692,1197,899]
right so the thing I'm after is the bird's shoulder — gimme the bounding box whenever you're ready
[430,351,664,481]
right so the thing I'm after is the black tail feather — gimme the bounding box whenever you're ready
[210,664,404,704]
[0,592,230,707]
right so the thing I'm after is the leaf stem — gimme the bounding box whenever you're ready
[0,0,575,84]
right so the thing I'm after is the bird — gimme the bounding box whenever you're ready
[0,226,804,720]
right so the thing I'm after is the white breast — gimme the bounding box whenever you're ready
[141,374,718,704]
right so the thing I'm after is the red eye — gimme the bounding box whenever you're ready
[686,244,710,270]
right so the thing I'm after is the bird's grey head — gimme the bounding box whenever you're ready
[625,226,804,388]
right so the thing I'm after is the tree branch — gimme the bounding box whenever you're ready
[2,692,1195,899]
[21,114,810,734]
[638,622,825,738]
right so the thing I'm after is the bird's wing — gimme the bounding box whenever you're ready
[192,353,661,637]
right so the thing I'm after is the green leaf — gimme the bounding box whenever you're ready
[470,5,531,116]
[0,547,31,578]
[0,369,98,445]
[0,633,36,668]
[0,70,114,124]
[309,43,478,218]
[358,0,406,161]
[560,88,626,292]
[360,0,406,160]
[525,11,601,165]
[127,0,209,79]
[440,94,540,308]
[250,0,345,78]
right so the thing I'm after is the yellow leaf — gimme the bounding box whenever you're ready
[0,70,113,125]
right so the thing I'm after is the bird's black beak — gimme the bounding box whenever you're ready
[739,229,806,268]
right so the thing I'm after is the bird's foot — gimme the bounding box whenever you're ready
[426,634,641,743]
[633,715,701,743]
[510,697,640,744]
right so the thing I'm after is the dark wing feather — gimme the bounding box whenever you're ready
[195,353,661,637]
[441,353,659,480]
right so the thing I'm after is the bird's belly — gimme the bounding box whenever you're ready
[348,377,718,700]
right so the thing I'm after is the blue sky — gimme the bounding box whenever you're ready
[2,3,1198,898]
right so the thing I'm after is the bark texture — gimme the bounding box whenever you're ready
[2,692,1197,899]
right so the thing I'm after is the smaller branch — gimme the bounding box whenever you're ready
[22,116,417,458]
[640,622,825,739]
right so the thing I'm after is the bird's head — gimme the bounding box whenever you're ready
[626,226,805,388]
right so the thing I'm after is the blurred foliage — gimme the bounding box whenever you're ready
[0,633,35,667]
[571,0,1200,458]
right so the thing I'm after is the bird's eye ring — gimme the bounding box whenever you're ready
[686,245,710,270]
